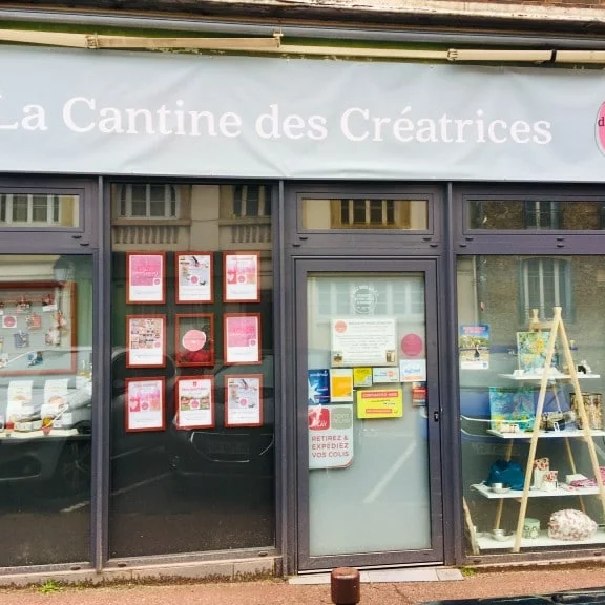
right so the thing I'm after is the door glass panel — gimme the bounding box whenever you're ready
[0,254,92,566]
[307,272,431,556]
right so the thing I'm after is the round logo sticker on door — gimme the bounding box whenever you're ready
[401,333,424,357]
[352,285,378,314]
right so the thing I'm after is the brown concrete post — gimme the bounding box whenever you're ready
[331,567,360,605]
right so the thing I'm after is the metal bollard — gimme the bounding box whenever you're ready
[331,566,360,605]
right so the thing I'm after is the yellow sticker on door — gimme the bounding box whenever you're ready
[356,388,403,419]
[330,368,354,402]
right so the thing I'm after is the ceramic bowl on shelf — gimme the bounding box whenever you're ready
[492,485,511,494]
[492,529,509,542]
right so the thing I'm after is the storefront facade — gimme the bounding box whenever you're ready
[2,31,605,579]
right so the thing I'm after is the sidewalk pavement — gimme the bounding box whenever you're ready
[1,563,605,605]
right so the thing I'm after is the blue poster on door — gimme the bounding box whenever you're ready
[308,369,330,404]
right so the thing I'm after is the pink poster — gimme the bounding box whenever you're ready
[127,253,165,304]
[224,252,259,302]
[125,378,165,432]
[224,314,261,364]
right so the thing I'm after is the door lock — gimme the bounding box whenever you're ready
[433,411,440,422]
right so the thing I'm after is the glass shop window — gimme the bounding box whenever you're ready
[109,182,274,560]
[301,197,429,230]
[0,254,93,566]
[468,198,605,231]
[233,185,272,217]
[0,193,79,228]
[520,257,571,322]
[117,184,179,218]
[457,254,605,558]
[522,202,561,230]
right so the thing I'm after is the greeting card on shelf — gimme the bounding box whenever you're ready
[517,331,552,374]
[489,386,536,432]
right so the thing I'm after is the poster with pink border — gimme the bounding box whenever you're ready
[126,315,166,368]
[224,313,261,364]
[225,375,263,427]
[125,378,165,432]
[126,253,165,304]
[223,252,260,302]
[175,377,214,430]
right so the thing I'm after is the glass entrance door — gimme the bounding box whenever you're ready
[296,259,443,570]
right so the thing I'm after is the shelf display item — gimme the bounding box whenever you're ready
[489,386,535,432]
[570,393,603,431]
[547,509,598,541]
[540,411,566,432]
[510,308,605,551]
[485,459,525,491]
[468,307,605,554]
[533,457,549,488]
[517,330,551,374]
[522,518,541,539]
[541,470,559,492]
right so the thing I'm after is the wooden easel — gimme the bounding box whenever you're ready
[512,307,605,552]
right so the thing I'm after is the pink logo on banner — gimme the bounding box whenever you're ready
[597,102,605,154]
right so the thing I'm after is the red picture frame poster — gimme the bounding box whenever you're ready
[223,252,260,303]
[225,374,263,427]
[175,376,214,430]
[126,315,166,368]
[174,314,214,367]
[175,252,213,304]
[126,252,166,304]
[224,313,261,365]
[125,377,165,432]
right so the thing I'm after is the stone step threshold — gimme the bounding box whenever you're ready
[289,567,463,584]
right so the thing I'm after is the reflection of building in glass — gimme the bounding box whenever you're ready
[111,184,273,290]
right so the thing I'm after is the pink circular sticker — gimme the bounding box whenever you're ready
[401,333,423,357]
[334,320,348,334]
[182,329,207,352]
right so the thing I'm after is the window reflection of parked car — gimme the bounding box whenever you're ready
[165,356,275,489]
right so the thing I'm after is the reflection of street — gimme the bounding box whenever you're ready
[109,444,274,558]
[0,441,274,565]
[110,473,274,557]
[0,478,91,566]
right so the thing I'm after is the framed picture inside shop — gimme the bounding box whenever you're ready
[174,313,214,368]
[224,313,261,365]
[126,252,166,304]
[126,314,166,368]
[225,374,263,427]
[174,252,213,304]
[223,252,260,303]
[125,377,166,432]
[0,280,77,375]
